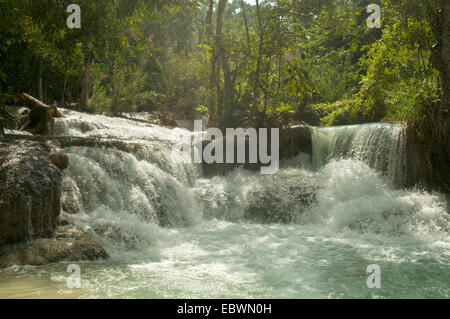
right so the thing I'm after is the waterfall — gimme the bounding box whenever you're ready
[311,124,407,186]
[54,109,203,253]
[2,109,448,299]
[53,111,447,244]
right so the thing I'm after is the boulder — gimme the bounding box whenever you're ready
[0,225,109,268]
[48,151,69,170]
[0,140,64,246]
[279,126,312,160]
[245,174,317,224]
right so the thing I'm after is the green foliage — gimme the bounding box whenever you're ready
[302,0,442,129]
[0,0,194,112]
[315,97,379,126]
[86,79,111,114]
[0,103,17,131]
[355,1,439,124]
[0,0,446,192]
[0,0,446,134]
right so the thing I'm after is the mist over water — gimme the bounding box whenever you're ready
[1,110,448,299]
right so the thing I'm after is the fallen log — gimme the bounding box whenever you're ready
[116,114,159,125]
[20,93,52,110]
[0,134,164,153]
[1,93,62,136]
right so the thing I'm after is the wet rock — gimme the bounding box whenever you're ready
[405,127,433,188]
[57,211,76,226]
[0,140,63,246]
[0,225,109,268]
[61,176,83,214]
[245,175,317,224]
[279,126,312,160]
[48,150,69,170]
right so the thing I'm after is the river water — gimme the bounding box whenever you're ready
[0,110,448,299]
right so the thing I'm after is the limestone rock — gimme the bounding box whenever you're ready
[61,176,83,215]
[0,140,62,245]
[48,151,69,170]
[245,174,317,224]
[0,225,109,268]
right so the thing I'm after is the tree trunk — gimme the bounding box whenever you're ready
[196,0,204,44]
[438,0,450,192]
[441,0,450,108]
[263,58,271,114]
[79,61,92,110]
[38,61,43,101]
[18,93,62,136]
[240,0,251,49]
[44,81,48,105]
[253,0,264,114]
[215,0,228,122]
[217,0,234,125]
[60,75,67,107]
[206,0,217,122]
[221,51,234,125]
[20,93,53,109]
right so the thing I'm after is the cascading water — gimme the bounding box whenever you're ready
[311,124,408,186]
[0,110,448,299]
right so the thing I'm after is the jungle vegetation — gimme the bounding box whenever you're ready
[0,0,448,189]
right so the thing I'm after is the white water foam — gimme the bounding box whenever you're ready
[1,109,448,298]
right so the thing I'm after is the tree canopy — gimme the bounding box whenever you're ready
[0,0,448,130]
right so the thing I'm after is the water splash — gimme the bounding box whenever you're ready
[53,110,448,246]
[311,124,407,186]
[14,109,444,298]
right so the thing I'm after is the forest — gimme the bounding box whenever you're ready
[1,1,450,300]
[0,0,449,190]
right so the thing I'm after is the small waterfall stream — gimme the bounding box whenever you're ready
[311,124,407,186]
[1,109,448,298]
